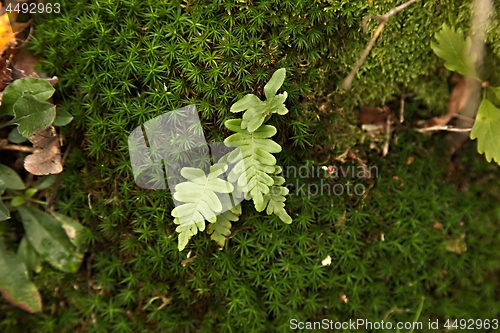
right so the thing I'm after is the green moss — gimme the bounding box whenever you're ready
[2,0,500,332]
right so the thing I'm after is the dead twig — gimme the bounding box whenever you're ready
[0,142,38,153]
[342,0,420,90]
[382,114,392,156]
[416,125,472,133]
[399,89,405,123]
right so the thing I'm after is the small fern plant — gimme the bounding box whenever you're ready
[171,68,292,250]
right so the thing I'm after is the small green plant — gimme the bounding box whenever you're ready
[172,68,292,251]
[0,77,73,133]
[431,24,500,165]
[0,77,84,313]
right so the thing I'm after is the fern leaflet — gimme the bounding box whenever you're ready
[172,164,233,250]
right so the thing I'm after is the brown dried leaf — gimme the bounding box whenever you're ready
[24,126,63,175]
[425,74,468,128]
[359,105,391,125]
[11,48,39,79]
[0,51,15,91]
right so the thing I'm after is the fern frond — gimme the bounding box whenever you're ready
[207,203,241,247]
[262,171,292,224]
[224,119,281,209]
[230,68,288,132]
[172,163,234,250]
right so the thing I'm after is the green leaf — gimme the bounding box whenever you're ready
[230,69,288,133]
[207,210,238,247]
[0,78,55,116]
[241,102,268,133]
[52,109,73,126]
[0,201,9,221]
[224,120,282,208]
[12,95,56,138]
[0,163,25,190]
[269,93,289,115]
[10,196,26,207]
[0,180,9,221]
[491,86,500,101]
[17,206,83,273]
[0,241,42,313]
[229,203,242,216]
[175,224,197,251]
[35,175,58,190]
[17,237,43,277]
[49,211,86,251]
[430,24,478,78]
[264,68,286,101]
[25,188,37,198]
[470,98,500,164]
[171,164,235,250]
[0,179,8,220]
[230,94,262,113]
[261,174,292,223]
[262,185,292,223]
[8,127,28,144]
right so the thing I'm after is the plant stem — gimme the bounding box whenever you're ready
[408,296,425,333]
[27,198,47,205]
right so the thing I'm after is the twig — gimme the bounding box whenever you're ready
[0,144,38,153]
[382,307,410,321]
[416,125,472,133]
[342,0,420,90]
[382,114,392,156]
[399,89,405,123]
[0,139,38,153]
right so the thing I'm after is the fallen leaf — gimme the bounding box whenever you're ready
[181,255,197,267]
[424,74,468,128]
[0,3,31,88]
[10,48,58,85]
[24,126,63,175]
[0,52,14,91]
[359,105,391,125]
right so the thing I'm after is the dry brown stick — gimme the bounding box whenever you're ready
[399,89,405,123]
[416,125,472,133]
[382,115,392,156]
[0,144,38,153]
[342,0,420,91]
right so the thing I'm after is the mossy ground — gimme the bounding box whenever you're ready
[1,0,500,332]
